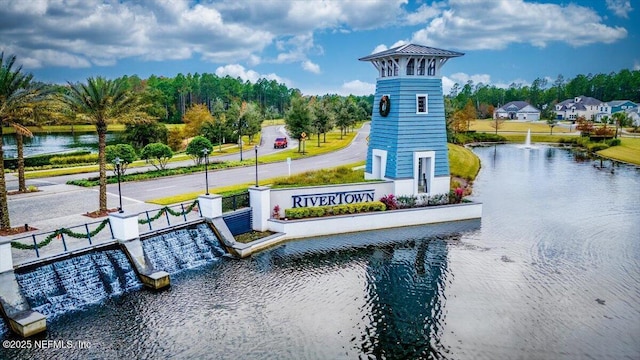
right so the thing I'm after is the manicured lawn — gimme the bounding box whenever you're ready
[469,119,574,134]
[448,143,480,181]
[597,137,640,165]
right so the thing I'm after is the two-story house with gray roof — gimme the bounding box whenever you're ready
[555,96,602,121]
[494,101,540,120]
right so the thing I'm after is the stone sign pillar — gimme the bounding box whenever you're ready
[198,194,222,219]
[249,186,271,232]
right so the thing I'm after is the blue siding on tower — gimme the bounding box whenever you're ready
[366,77,449,179]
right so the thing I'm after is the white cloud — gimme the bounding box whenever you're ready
[606,0,633,18]
[214,64,291,87]
[444,73,532,93]
[443,73,493,95]
[634,60,640,71]
[411,0,627,50]
[449,73,492,86]
[340,80,375,96]
[371,44,388,54]
[405,3,444,25]
[442,76,456,95]
[0,0,274,69]
[302,60,321,74]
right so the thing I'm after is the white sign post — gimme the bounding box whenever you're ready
[287,157,291,176]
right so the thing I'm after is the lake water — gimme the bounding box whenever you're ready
[2,144,639,359]
[2,132,118,159]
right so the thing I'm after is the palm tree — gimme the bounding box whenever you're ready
[611,112,629,139]
[0,53,42,230]
[61,77,142,213]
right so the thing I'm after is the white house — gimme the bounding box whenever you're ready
[625,107,640,127]
[494,101,540,120]
[555,96,602,121]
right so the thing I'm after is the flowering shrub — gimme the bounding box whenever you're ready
[272,205,281,218]
[379,194,398,210]
[450,187,464,204]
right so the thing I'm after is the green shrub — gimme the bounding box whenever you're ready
[284,201,386,219]
[50,153,99,165]
[186,136,213,165]
[396,195,417,209]
[452,132,507,144]
[606,138,621,147]
[4,151,92,169]
[588,143,609,152]
[141,143,173,170]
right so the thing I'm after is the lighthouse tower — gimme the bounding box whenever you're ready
[359,44,463,196]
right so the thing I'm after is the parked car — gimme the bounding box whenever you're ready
[274,137,288,149]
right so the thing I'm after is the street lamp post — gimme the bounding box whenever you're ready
[254,145,259,187]
[202,148,210,195]
[114,157,123,213]
[239,119,243,162]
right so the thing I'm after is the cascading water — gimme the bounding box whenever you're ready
[142,223,225,274]
[0,316,8,337]
[15,249,141,319]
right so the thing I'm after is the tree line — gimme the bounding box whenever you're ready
[447,69,640,119]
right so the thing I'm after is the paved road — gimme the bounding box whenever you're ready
[6,125,297,188]
[6,124,369,235]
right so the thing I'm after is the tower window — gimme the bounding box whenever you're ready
[427,59,436,76]
[407,59,415,75]
[416,94,428,114]
[417,59,425,75]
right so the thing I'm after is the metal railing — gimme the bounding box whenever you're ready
[10,219,114,261]
[222,192,250,213]
[10,196,250,265]
[138,199,202,233]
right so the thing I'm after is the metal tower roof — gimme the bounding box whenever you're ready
[358,43,464,61]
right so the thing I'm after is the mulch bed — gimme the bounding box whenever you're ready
[84,208,120,218]
[0,225,38,236]
[7,189,41,196]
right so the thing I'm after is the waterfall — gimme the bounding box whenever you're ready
[15,249,141,319]
[142,223,225,274]
[0,317,8,337]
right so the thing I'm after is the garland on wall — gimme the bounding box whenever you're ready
[11,219,110,250]
[138,199,200,224]
[11,200,200,251]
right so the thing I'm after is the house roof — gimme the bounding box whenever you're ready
[358,43,464,61]
[496,101,539,112]
[557,95,602,107]
[606,100,637,107]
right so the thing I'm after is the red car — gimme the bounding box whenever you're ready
[274,137,288,149]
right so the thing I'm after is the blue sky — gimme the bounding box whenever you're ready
[1,0,637,96]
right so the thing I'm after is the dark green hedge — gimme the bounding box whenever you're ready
[4,151,92,169]
[451,132,507,144]
[284,201,386,219]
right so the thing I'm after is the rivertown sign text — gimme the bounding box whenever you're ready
[292,189,375,208]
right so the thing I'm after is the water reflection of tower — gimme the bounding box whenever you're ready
[361,236,454,358]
